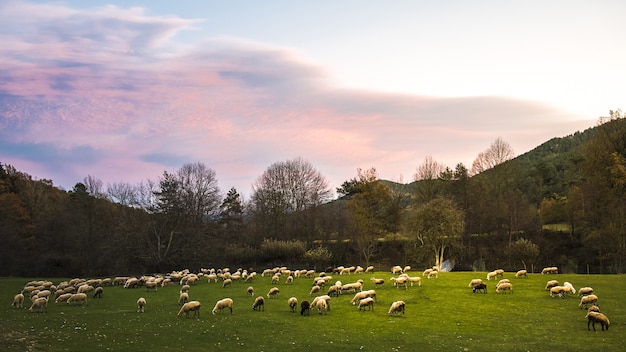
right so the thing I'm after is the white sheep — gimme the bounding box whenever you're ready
[391,276,407,289]
[316,297,328,314]
[469,279,484,288]
[144,281,158,292]
[271,275,280,284]
[365,265,374,273]
[428,270,439,279]
[93,286,103,298]
[29,297,48,313]
[406,276,422,287]
[354,266,364,274]
[388,300,405,316]
[541,266,558,274]
[586,311,610,331]
[579,294,598,309]
[222,279,232,288]
[545,280,559,290]
[351,291,372,305]
[391,265,403,275]
[285,275,294,284]
[267,287,280,299]
[12,293,24,308]
[137,297,146,312]
[486,271,498,281]
[288,297,298,313]
[252,296,265,311]
[178,292,189,306]
[358,297,375,311]
[515,269,527,278]
[578,287,594,297]
[370,278,385,288]
[310,285,321,296]
[178,300,202,318]
[55,293,72,303]
[247,286,254,297]
[67,293,88,306]
[327,284,341,297]
[495,282,512,293]
[311,295,332,312]
[212,298,233,315]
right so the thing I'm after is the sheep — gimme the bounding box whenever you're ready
[515,270,527,278]
[469,279,484,288]
[541,266,558,274]
[391,265,403,275]
[137,297,146,312]
[371,278,385,288]
[327,284,341,297]
[12,293,24,308]
[354,266,364,274]
[391,277,407,290]
[222,279,233,288]
[358,297,375,311]
[267,287,280,299]
[496,279,510,288]
[252,296,265,311]
[428,270,439,279]
[178,300,202,318]
[579,287,594,297]
[211,298,233,315]
[67,293,88,305]
[586,311,610,331]
[545,280,559,290]
[563,281,576,295]
[285,275,294,284]
[495,282,512,293]
[311,295,332,312]
[550,284,574,298]
[300,300,310,315]
[310,285,321,296]
[29,297,48,313]
[403,265,411,273]
[587,305,600,314]
[365,265,375,273]
[55,293,72,303]
[178,292,189,306]
[473,283,488,294]
[145,281,158,292]
[181,284,191,293]
[388,300,405,316]
[351,291,372,305]
[288,297,298,313]
[93,286,103,298]
[271,275,280,284]
[316,297,328,314]
[487,271,498,281]
[579,294,598,309]
[77,284,94,295]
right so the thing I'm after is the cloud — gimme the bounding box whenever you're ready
[0,1,595,194]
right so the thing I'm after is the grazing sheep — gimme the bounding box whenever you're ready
[252,296,265,311]
[391,265,403,275]
[93,286,103,298]
[550,284,574,298]
[327,284,342,297]
[428,270,439,279]
[365,265,375,273]
[370,278,385,288]
[29,297,48,313]
[495,282,512,294]
[178,292,189,306]
[388,300,405,316]
[469,279,484,288]
[178,300,202,318]
[587,305,600,314]
[222,279,232,288]
[288,297,298,313]
[563,282,576,295]
[579,294,598,309]
[212,298,233,315]
[285,275,294,284]
[354,266,364,274]
[267,287,280,299]
[300,300,311,315]
[496,279,510,288]
[67,293,88,306]
[145,281,158,292]
[423,268,433,277]
[351,291,374,305]
[391,277,407,290]
[473,282,488,294]
[247,286,254,297]
[358,297,374,311]
[310,285,321,296]
[515,270,527,278]
[487,271,498,281]
[586,311,610,331]
[316,298,328,314]
[545,280,559,290]
[77,285,94,295]
[12,293,24,308]
[271,275,280,284]
[181,284,191,293]
[55,293,72,303]
[579,287,594,297]
[137,297,146,312]
[541,266,558,274]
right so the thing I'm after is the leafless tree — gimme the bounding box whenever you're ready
[471,137,515,175]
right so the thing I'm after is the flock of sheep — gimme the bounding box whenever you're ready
[468,266,611,331]
[10,264,611,332]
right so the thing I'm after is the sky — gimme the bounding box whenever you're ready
[1,0,625,199]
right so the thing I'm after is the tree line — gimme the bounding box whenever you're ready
[1,111,625,277]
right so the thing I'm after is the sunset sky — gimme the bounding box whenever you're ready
[1,0,624,198]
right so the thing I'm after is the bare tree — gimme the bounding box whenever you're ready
[83,175,106,199]
[107,181,138,206]
[413,156,446,203]
[471,137,515,175]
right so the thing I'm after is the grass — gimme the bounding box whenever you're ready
[1,271,624,352]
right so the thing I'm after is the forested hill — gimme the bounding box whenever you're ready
[2,112,626,277]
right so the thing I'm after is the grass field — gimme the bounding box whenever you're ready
[1,271,624,352]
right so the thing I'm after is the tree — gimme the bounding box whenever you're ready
[250,157,332,240]
[347,167,395,266]
[413,156,446,203]
[405,197,465,270]
[219,187,246,242]
[471,137,515,175]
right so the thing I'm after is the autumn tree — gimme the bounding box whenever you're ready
[404,196,465,270]
[250,157,332,241]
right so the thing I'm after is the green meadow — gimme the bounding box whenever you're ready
[1,271,623,352]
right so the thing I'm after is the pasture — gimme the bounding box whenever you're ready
[2,270,624,351]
